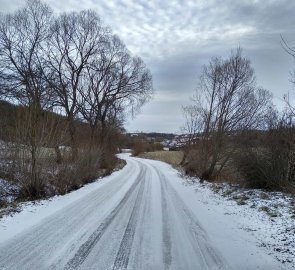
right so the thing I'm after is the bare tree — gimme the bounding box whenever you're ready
[0,0,53,108]
[281,36,295,116]
[77,34,153,149]
[183,48,272,181]
[0,0,53,197]
[44,10,108,159]
[0,1,154,198]
[180,105,203,165]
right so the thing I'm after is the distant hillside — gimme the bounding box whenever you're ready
[129,132,175,140]
[0,100,18,140]
[0,100,90,144]
[145,132,176,139]
[0,100,17,118]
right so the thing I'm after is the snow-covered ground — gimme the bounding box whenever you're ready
[194,181,295,267]
[0,153,293,269]
[0,165,127,244]
[144,157,294,270]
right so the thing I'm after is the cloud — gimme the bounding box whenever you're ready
[1,0,295,132]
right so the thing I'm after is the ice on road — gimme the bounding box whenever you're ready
[0,154,285,269]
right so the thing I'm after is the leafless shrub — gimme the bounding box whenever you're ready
[235,112,295,193]
[227,37,295,193]
[182,48,272,181]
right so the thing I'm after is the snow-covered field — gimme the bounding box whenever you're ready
[0,153,293,269]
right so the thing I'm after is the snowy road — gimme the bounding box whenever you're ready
[0,154,286,269]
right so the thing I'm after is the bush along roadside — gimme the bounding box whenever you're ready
[0,154,126,219]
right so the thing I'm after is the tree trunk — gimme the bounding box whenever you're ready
[180,147,189,166]
[29,103,41,198]
[30,140,38,196]
[54,145,62,164]
[68,116,77,161]
[200,152,218,182]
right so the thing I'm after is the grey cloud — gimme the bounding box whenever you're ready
[1,0,295,132]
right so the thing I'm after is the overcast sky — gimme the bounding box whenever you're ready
[1,0,295,133]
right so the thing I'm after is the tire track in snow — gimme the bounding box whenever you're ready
[152,163,228,270]
[165,179,226,269]
[112,169,146,270]
[129,175,153,269]
[160,175,172,269]
[64,164,147,270]
[0,161,139,270]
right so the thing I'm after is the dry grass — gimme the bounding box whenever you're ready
[139,151,183,166]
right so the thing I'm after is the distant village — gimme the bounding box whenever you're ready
[127,131,242,151]
[128,132,192,150]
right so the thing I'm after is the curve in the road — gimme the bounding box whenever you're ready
[1,155,281,270]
